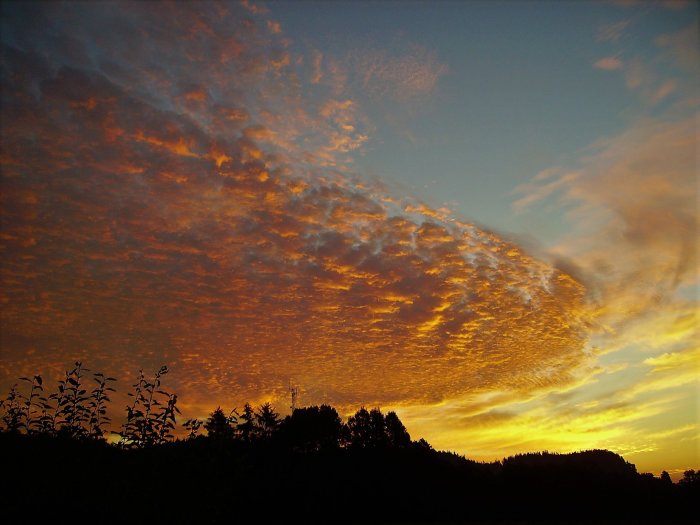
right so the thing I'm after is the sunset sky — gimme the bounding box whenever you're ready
[1,1,697,478]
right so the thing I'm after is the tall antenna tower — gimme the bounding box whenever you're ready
[289,381,298,412]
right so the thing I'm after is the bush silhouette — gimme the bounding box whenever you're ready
[118,365,179,448]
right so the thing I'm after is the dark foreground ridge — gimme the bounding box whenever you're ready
[1,364,697,522]
[1,433,698,523]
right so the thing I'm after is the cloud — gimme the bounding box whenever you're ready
[597,20,631,42]
[308,39,448,102]
[399,348,698,476]
[661,0,692,10]
[508,48,698,472]
[644,346,700,373]
[650,78,678,103]
[310,50,323,84]
[655,23,700,75]
[594,56,624,70]
[0,2,588,419]
[348,44,448,99]
[241,0,269,16]
[526,113,698,322]
[511,13,698,470]
[615,24,699,105]
[267,20,282,34]
[512,170,580,213]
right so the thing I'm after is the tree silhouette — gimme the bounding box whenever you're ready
[413,438,433,451]
[1,361,697,524]
[368,407,388,448]
[281,405,343,452]
[679,469,700,486]
[237,402,256,442]
[346,407,372,449]
[385,411,411,448]
[255,402,280,440]
[346,407,408,449]
[204,407,235,440]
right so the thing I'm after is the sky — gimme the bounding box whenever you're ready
[0,0,697,478]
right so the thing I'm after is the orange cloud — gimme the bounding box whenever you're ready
[1,2,588,429]
[311,51,324,84]
[267,20,282,34]
[594,56,624,70]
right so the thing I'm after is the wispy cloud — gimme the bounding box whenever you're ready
[613,23,699,105]
[594,56,624,70]
[650,78,679,103]
[520,113,698,325]
[597,20,631,42]
[512,170,580,213]
[501,16,699,473]
[655,24,700,75]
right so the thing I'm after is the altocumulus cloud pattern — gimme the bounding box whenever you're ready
[0,2,589,411]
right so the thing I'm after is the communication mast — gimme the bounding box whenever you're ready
[289,381,298,412]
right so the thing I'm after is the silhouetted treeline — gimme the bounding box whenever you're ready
[1,364,697,523]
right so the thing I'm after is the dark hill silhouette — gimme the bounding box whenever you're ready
[1,364,697,522]
[2,419,697,522]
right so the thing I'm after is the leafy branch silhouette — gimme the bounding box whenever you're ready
[118,365,180,448]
